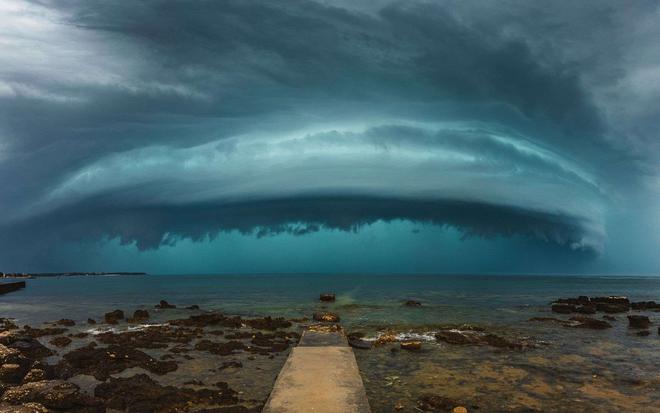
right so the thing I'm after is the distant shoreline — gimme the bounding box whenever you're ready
[0,272,147,278]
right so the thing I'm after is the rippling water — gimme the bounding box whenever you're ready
[1,273,659,412]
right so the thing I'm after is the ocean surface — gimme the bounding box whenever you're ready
[1,273,659,412]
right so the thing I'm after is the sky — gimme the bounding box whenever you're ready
[0,0,659,274]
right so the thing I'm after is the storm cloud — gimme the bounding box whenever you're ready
[0,0,659,271]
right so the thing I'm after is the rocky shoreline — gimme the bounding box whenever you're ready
[0,302,302,413]
[0,293,657,413]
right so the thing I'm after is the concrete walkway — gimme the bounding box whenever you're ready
[262,328,371,413]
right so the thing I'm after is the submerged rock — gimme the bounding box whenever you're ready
[243,316,292,331]
[551,304,575,314]
[569,316,612,330]
[627,315,651,328]
[58,343,177,381]
[417,395,462,412]
[104,310,124,324]
[636,330,650,337]
[404,300,422,307]
[312,312,340,323]
[48,336,72,348]
[186,305,200,310]
[155,300,176,309]
[319,293,336,302]
[54,319,75,327]
[631,301,659,310]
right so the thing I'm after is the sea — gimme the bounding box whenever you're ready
[1,273,659,412]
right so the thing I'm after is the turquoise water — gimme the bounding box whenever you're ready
[2,273,659,326]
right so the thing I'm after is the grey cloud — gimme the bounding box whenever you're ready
[1,0,658,269]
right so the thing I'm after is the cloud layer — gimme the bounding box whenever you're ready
[1,0,659,269]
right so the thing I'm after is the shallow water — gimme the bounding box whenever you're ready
[1,273,659,412]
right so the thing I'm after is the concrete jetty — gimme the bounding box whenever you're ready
[0,281,26,295]
[262,327,371,413]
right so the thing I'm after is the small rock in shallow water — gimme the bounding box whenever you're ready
[569,316,612,329]
[348,338,372,350]
[400,341,422,350]
[404,300,422,307]
[54,319,75,327]
[627,315,651,328]
[417,395,461,412]
[186,304,200,310]
[453,407,468,413]
[602,315,616,321]
[104,309,124,324]
[86,318,96,325]
[636,330,650,336]
[48,336,71,348]
[155,300,176,309]
[551,304,575,314]
[312,312,340,322]
[319,293,335,302]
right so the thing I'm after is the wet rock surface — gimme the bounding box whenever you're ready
[94,374,238,412]
[312,312,340,322]
[0,306,305,412]
[627,315,651,328]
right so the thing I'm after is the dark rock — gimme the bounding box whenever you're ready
[186,305,200,310]
[595,303,629,313]
[0,332,53,360]
[22,327,67,338]
[128,309,150,323]
[96,325,199,349]
[169,312,242,328]
[627,315,651,328]
[603,315,616,321]
[591,296,630,306]
[400,341,422,350]
[58,343,177,381]
[155,300,176,309]
[312,312,340,322]
[435,330,477,345]
[194,340,245,356]
[417,395,461,412]
[404,300,422,307]
[54,319,75,327]
[348,338,372,350]
[244,316,292,331]
[551,304,575,314]
[87,318,96,325]
[319,294,335,302]
[218,361,242,370]
[48,336,72,348]
[0,363,27,383]
[636,330,650,337]
[569,316,612,329]
[104,310,124,324]
[576,305,597,314]
[631,301,658,310]
[1,380,103,411]
[95,374,238,411]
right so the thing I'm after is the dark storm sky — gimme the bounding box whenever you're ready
[1,0,659,273]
